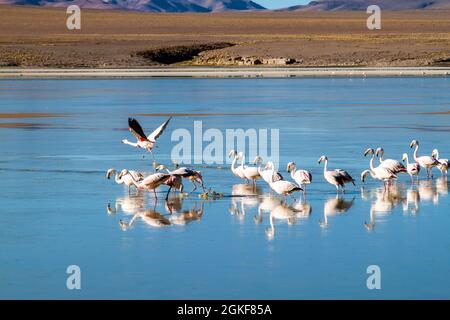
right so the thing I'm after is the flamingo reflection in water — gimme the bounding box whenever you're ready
[436,176,448,197]
[229,184,263,221]
[417,177,449,205]
[417,180,439,204]
[119,206,171,231]
[402,187,420,215]
[107,193,145,216]
[169,201,205,226]
[319,195,355,229]
[265,199,312,240]
[254,196,281,224]
[363,185,405,231]
[107,192,207,231]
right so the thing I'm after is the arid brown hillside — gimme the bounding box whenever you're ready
[0,5,449,67]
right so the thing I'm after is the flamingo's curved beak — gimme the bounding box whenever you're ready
[364,148,373,157]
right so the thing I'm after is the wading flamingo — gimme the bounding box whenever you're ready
[159,165,205,193]
[241,154,260,187]
[106,168,144,193]
[410,140,439,178]
[376,147,407,174]
[119,169,170,200]
[266,161,302,199]
[361,148,397,188]
[228,150,247,183]
[432,149,449,175]
[318,155,355,192]
[402,153,420,184]
[155,165,184,199]
[122,117,171,160]
[286,162,312,194]
[254,156,283,185]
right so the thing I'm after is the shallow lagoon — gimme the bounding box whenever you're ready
[0,78,449,299]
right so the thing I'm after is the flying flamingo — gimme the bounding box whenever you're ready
[286,162,312,194]
[402,153,420,184]
[375,147,407,174]
[158,164,205,193]
[119,169,170,200]
[121,117,171,160]
[361,148,397,188]
[266,161,302,199]
[318,155,355,192]
[431,149,449,175]
[410,140,439,178]
[106,168,144,193]
[228,150,247,183]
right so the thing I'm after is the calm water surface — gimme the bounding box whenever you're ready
[0,78,449,299]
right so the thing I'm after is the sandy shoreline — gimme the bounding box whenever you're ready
[1,67,450,79]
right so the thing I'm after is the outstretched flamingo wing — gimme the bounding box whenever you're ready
[128,118,148,142]
[148,117,172,142]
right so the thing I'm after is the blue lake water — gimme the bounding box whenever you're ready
[0,78,449,299]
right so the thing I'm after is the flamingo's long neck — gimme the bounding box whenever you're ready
[323,159,328,174]
[240,155,245,169]
[269,214,275,234]
[231,155,237,174]
[114,172,123,185]
[379,149,384,163]
[404,155,410,166]
[126,172,141,188]
[369,153,376,172]
[413,144,419,162]
[256,158,263,173]
[434,150,440,160]
[123,140,138,147]
[270,164,275,183]
[369,170,376,179]
[290,166,297,180]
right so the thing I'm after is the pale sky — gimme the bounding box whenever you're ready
[256,0,310,9]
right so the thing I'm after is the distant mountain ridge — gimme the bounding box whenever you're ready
[2,0,450,12]
[0,0,266,12]
[279,0,450,11]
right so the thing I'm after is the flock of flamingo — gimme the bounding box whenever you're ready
[105,117,449,235]
[107,117,449,202]
[228,140,448,199]
[107,117,205,200]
